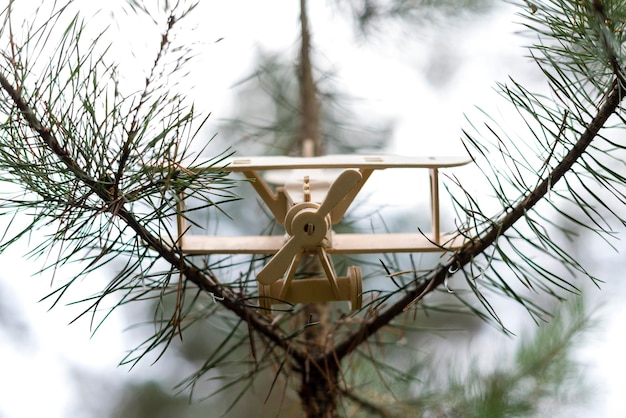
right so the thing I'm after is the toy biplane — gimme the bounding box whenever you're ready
[175,155,471,312]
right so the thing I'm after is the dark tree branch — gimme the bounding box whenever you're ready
[0,70,306,364]
[324,77,625,365]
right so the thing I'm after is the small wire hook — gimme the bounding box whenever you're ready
[209,292,225,303]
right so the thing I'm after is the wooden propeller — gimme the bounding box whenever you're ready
[256,169,362,285]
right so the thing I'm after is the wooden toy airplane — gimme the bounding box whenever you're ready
[175,154,471,312]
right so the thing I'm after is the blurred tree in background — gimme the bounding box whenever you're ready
[1,0,624,416]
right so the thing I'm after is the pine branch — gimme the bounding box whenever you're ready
[0,69,305,364]
[326,76,624,364]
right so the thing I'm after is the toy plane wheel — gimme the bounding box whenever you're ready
[347,266,362,311]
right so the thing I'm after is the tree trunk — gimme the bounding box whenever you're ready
[296,1,338,416]
[298,359,339,418]
[298,0,321,157]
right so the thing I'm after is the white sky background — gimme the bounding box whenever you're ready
[0,1,625,417]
